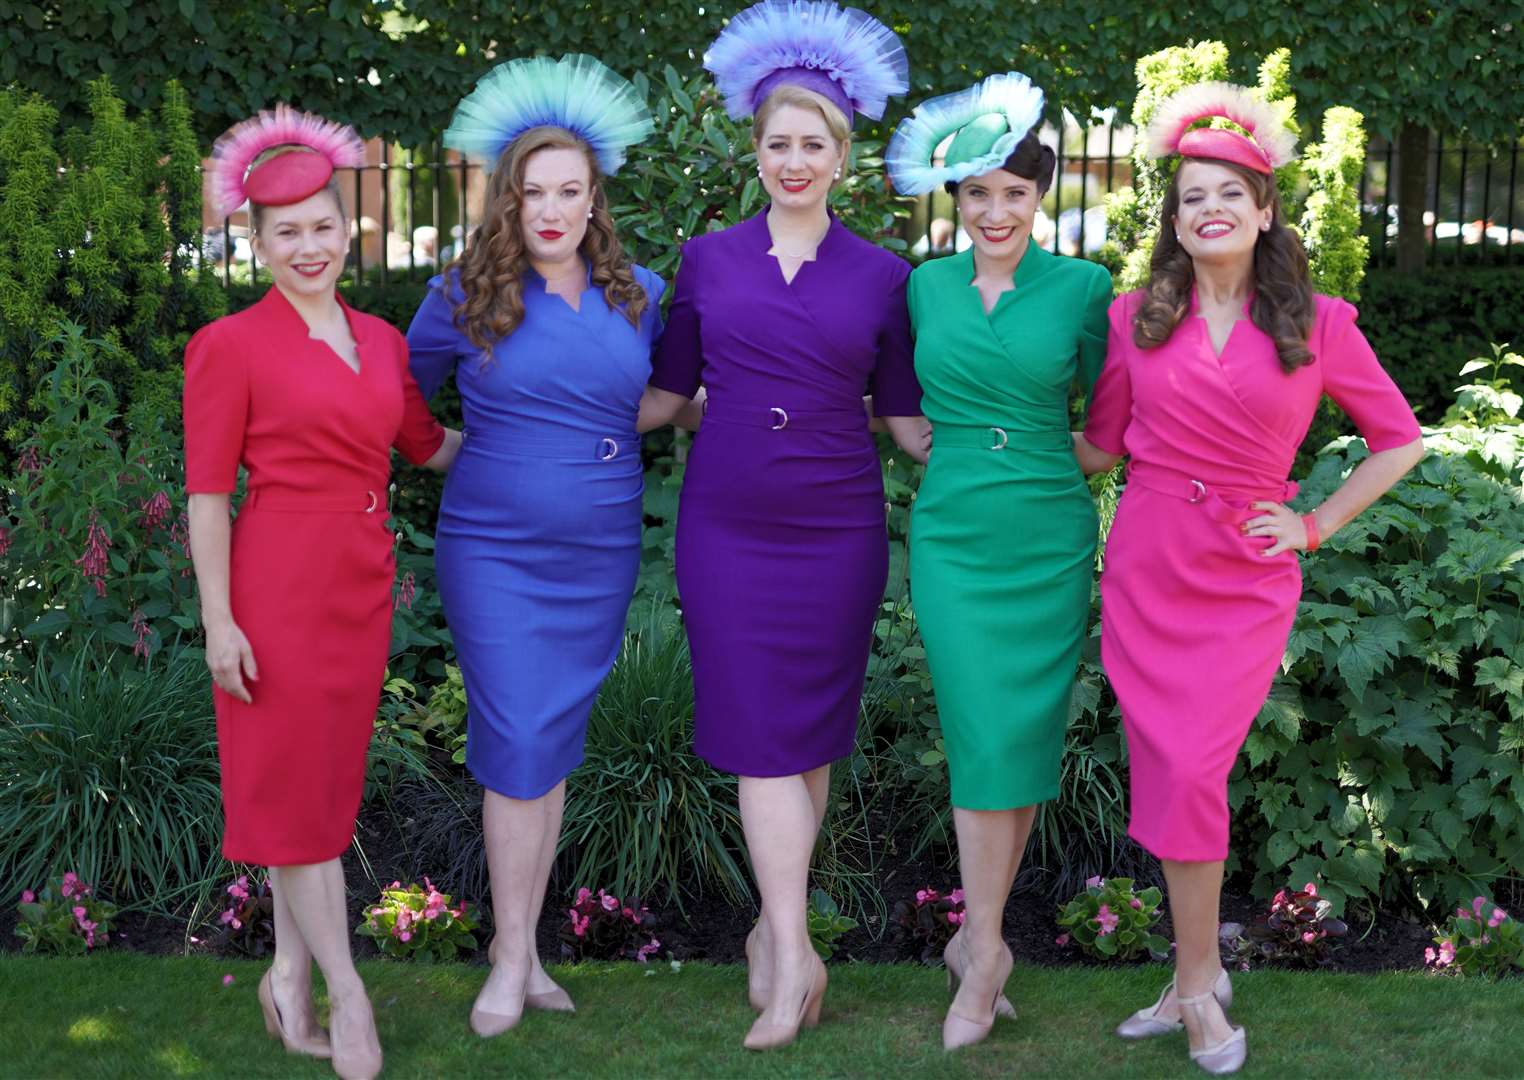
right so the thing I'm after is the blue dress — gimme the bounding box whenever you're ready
[406,266,665,798]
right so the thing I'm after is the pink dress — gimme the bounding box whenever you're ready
[1084,289,1419,861]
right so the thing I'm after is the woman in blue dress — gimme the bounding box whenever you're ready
[405,55,676,1036]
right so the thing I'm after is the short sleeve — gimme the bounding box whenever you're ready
[648,240,704,398]
[183,321,248,493]
[405,277,466,400]
[637,266,667,345]
[1076,264,1114,397]
[1082,293,1136,456]
[870,263,923,417]
[906,264,925,336]
[392,335,447,465]
[1317,299,1421,452]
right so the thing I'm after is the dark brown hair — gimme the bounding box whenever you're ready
[944,130,1056,195]
[1133,157,1315,372]
[449,126,647,358]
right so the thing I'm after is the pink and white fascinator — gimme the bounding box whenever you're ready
[209,105,366,218]
[1144,82,1296,175]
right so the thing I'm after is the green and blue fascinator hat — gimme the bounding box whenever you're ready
[885,72,1046,195]
[444,54,653,175]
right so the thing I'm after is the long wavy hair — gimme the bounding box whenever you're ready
[1134,157,1315,372]
[449,126,647,359]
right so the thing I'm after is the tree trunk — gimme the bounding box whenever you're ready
[1395,123,1431,273]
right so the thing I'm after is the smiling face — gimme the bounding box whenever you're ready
[250,186,348,298]
[956,166,1039,260]
[756,103,847,213]
[518,145,595,266]
[1171,159,1273,267]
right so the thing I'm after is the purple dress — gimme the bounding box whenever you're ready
[650,211,922,776]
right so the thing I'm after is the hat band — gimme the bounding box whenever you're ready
[752,67,854,124]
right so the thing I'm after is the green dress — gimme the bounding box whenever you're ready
[907,242,1112,810]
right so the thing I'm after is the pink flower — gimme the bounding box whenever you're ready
[1085,876,1103,889]
[423,895,447,921]
[1437,940,1456,967]
[227,877,250,901]
[0,526,11,559]
[575,887,593,905]
[569,910,589,938]
[222,974,235,987]
[74,512,113,596]
[600,892,620,912]
[1303,882,1318,897]
[19,889,34,905]
[395,909,414,934]
[395,570,417,611]
[389,880,402,889]
[1129,898,1142,910]
[1271,889,1288,911]
[1302,931,1317,944]
[946,910,964,925]
[1055,933,1071,946]
[948,888,965,905]
[635,937,662,962]
[73,905,88,921]
[398,930,412,942]
[139,490,172,532]
[60,872,82,898]
[915,889,936,905]
[1473,896,1487,918]
[1095,905,1120,935]
[1489,908,1509,927]
[1424,947,1437,965]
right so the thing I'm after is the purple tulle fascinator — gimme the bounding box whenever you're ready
[704,0,909,123]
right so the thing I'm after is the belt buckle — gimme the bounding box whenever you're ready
[598,437,620,462]
[1188,479,1207,504]
[988,426,1009,451]
[364,490,378,513]
[770,407,789,430]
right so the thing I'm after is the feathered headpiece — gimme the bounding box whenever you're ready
[1144,81,1296,175]
[704,0,909,123]
[885,72,1046,195]
[209,106,365,219]
[444,55,653,176]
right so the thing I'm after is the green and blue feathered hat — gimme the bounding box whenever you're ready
[885,72,1046,195]
[444,54,653,175]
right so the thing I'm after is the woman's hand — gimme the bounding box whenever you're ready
[883,415,931,465]
[204,615,259,703]
[1072,432,1122,477]
[422,428,463,472]
[1243,501,1309,557]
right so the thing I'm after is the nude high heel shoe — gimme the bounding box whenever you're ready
[258,969,332,1058]
[744,925,771,1012]
[742,955,827,1051]
[328,993,383,1080]
[943,933,1017,1021]
[490,935,575,1013]
[1115,968,1232,1039]
[470,943,527,1038]
[941,940,1013,1051]
[1178,987,1246,1075]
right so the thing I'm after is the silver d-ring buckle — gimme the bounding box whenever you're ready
[598,437,620,461]
[988,426,1009,451]
[364,490,378,513]
[1188,479,1207,504]
[770,407,789,430]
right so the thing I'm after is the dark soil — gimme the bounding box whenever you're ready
[0,802,1441,975]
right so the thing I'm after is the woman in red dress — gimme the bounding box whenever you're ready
[185,107,459,1080]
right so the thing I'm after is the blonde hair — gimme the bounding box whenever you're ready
[753,84,851,149]
[448,126,647,358]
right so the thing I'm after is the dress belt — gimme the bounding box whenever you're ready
[462,429,637,462]
[932,424,1072,451]
[1125,462,1297,522]
[701,401,865,432]
[242,488,382,513]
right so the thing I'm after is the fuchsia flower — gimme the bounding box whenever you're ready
[20,889,35,905]
[1129,898,1143,910]
[222,974,235,987]
[0,526,11,559]
[576,887,593,906]
[1473,896,1487,919]
[1055,933,1071,946]
[1424,947,1437,964]
[948,888,965,905]
[1095,905,1120,935]
[1301,931,1317,944]
[396,570,417,611]
[74,512,113,597]
[1437,940,1456,967]
[569,909,590,938]
[600,891,620,912]
[1271,889,1289,911]
[423,888,448,921]
[131,610,152,659]
[915,888,938,905]
[1488,907,1509,928]
[635,937,662,962]
[139,491,172,532]
[1303,882,1318,897]
[226,876,250,901]
[1085,876,1103,889]
[946,910,965,925]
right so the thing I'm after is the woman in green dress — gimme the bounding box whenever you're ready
[886,73,1113,1050]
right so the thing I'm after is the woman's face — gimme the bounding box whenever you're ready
[757,104,845,213]
[957,166,1039,261]
[1172,159,1272,266]
[518,146,595,266]
[251,189,348,298]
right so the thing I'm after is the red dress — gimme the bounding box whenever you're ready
[183,287,444,865]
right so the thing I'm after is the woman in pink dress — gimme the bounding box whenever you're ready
[1075,83,1423,1075]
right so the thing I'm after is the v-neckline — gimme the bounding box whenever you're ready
[1191,287,1253,361]
[269,286,364,376]
[756,209,833,288]
[963,242,1035,318]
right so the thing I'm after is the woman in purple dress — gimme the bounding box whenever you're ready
[638,0,926,1052]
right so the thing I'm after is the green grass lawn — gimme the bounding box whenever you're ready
[5,955,1520,1078]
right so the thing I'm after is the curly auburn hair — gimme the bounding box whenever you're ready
[449,126,647,359]
[1134,157,1315,373]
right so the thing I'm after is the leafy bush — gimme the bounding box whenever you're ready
[558,887,663,963]
[806,889,858,961]
[14,873,117,954]
[0,646,222,910]
[1231,348,1524,917]
[1054,877,1168,961]
[1226,882,1349,970]
[1426,896,1523,977]
[218,874,276,958]
[890,886,966,964]
[356,878,478,962]
[0,323,198,670]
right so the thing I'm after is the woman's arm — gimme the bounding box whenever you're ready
[1073,432,1123,476]
[882,414,931,465]
[420,427,462,472]
[637,386,704,433]
[187,493,258,704]
[1245,436,1424,556]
